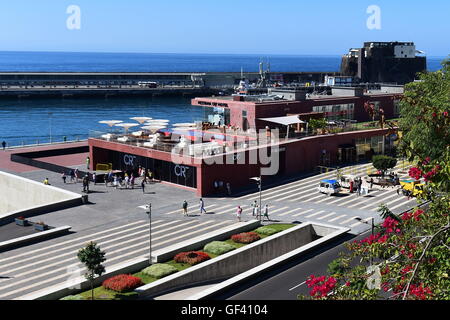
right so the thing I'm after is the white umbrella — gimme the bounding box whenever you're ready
[130,117,153,124]
[99,120,123,127]
[115,123,139,133]
[142,125,167,134]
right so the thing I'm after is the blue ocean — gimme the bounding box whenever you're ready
[0,52,446,147]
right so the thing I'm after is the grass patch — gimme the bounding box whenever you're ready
[78,286,139,301]
[254,224,296,238]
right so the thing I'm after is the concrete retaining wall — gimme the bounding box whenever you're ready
[19,221,260,300]
[135,222,347,299]
[187,223,350,300]
[0,226,72,252]
[152,220,261,263]
[0,171,83,226]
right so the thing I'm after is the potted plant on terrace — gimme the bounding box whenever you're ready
[34,221,49,231]
[15,216,29,227]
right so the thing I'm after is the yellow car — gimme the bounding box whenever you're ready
[399,180,425,197]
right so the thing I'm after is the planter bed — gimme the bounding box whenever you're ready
[66,223,295,300]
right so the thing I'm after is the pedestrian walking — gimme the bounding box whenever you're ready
[130,173,135,189]
[349,180,354,193]
[252,200,258,216]
[236,206,243,222]
[74,169,79,183]
[61,171,67,184]
[86,156,90,170]
[92,172,97,185]
[183,200,188,216]
[70,169,75,183]
[199,198,207,214]
[370,178,374,190]
[124,174,129,189]
[1,141,6,150]
[82,176,89,193]
[263,204,270,221]
[113,175,119,189]
[148,170,153,182]
[141,179,146,194]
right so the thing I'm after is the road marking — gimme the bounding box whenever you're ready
[162,204,219,215]
[328,214,347,222]
[214,204,246,215]
[340,217,360,225]
[0,219,178,272]
[371,194,406,211]
[349,217,373,228]
[0,220,229,296]
[292,209,314,217]
[1,219,198,277]
[278,208,302,217]
[11,219,229,301]
[289,281,306,291]
[237,163,374,201]
[317,212,337,220]
[267,206,290,215]
[388,198,417,211]
[0,220,148,264]
[305,210,326,218]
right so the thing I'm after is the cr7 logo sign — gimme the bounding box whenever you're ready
[124,155,137,166]
[174,165,189,178]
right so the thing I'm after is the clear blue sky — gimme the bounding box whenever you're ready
[0,0,448,56]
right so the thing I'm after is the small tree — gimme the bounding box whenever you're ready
[77,241,106,300]
[309,118,328,134]
[372,155,397,177]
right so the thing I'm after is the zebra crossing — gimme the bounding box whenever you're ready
[0,217,234,300]
[234,162,414,211]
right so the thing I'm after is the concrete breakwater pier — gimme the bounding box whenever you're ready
[0,71,337,99]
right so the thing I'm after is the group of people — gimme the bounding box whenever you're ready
[181,198,270,222]
[236,202,270,222]
[61,169,81,184]
[349,177,370,196]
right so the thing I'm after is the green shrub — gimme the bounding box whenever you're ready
[203,241,236,256]
[255,226,281,236]
[60,295,84,300]
[141,264,179,279]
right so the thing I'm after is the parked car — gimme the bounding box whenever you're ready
[318,179,342,196]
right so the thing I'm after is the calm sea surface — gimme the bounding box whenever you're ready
[0,52,446,147]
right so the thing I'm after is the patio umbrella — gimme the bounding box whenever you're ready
[130,117,153,124]
[115,123,139,133]
[99,120,123,127]
[141,125,167,133]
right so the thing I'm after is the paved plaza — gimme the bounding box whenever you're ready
[0,154,418,300]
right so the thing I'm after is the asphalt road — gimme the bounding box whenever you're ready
[220,232,367,300]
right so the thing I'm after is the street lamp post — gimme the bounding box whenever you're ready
[251,175,262,222]
[146,203,152,265]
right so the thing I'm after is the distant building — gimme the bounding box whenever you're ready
[341,41,427,84]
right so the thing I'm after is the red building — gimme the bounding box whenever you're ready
[89,86,401,196]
